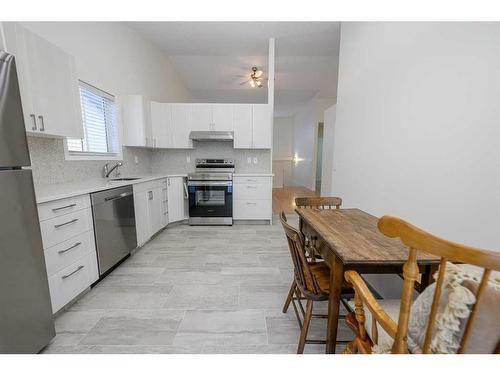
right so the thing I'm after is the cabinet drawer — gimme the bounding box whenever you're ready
[38,194,90,221]
[40,209,92,249]
[44,231,95,277]
[233,183,270,200]
[233,176,271,185]
[233,199,272,220]
[47,253,94,313]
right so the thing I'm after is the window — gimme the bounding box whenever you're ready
[66,81,120,157]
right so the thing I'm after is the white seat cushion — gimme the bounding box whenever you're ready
[347,299,400,349]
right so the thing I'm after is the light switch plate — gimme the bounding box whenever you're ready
[247,157,252,164]
[134,155,139,164]
[187,156,191,163]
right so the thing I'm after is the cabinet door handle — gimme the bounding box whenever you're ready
[246,202,257,205]
[61,265,84,279]
[52,203,76,212]
[54,218,79,228]
[58,242,82,254]
[246,185,258,189]
[38,115,45,131]
[30,114,37,131]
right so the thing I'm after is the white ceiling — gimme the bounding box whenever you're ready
[127,22,340,116]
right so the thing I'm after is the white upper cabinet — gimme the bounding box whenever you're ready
[151,101,172,148]
[211,104,233,131]
[252,104,272,149]
[121,95,153,147]
[171,104,193,149]
[189,104,212,131]
[233,104,253,149]
[1,22,83,138]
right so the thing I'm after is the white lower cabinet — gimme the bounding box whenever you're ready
[233,175,272,220]
[167,177,186,223]
[47,253,97,313]
[133,179,171,247]
[37,194,98,313]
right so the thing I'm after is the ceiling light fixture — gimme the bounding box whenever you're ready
[239,67,265,88]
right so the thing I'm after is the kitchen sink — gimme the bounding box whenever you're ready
[109,177,141,181]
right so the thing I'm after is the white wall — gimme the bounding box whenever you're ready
[292,97,336,189]
[321,104,336,195]
[272,116,294,187]
[333,22,500,250]
[20,22,191,102]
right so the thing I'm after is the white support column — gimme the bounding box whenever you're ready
[268,37,275,179]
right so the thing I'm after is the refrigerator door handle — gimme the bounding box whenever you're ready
[30,114,37,131]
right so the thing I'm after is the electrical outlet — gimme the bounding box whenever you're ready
[134,155,139,164]
[247,157,252,164]
[253,157,258,164]
[187,156,191,163]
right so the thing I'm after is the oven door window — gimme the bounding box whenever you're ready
[189,185,232,217]
[195,190,225,206]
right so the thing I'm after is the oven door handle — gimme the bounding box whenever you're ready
[187,181,232,187]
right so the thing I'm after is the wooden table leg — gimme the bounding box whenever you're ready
[326,255,344,354]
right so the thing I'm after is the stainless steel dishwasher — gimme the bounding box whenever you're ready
[91,185,137,276]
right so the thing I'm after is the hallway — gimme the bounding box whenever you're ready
[272,187,318,214]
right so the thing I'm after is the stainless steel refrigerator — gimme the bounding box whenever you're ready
[0,51,55,353]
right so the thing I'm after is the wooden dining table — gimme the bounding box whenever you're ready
[295,208,440,354]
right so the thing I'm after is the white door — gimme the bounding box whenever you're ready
[212,104,233,131]
[252,104,272,149]
[151,102,172,148]
[148,187,163,235]
[171,104,192,148]
[27,29,83,138]
[167,177,185,223]
[233,104,253,148]
[189,104,212,131]
[133,190,149,247]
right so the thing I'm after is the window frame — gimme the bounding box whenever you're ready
[64,81,123,161]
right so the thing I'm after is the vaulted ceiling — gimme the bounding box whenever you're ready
[128,22,340,116]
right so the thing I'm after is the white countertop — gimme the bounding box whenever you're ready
[35,173,187,204]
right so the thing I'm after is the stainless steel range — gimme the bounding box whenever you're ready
[188,158,234,225]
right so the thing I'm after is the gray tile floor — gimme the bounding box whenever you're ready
[42,214,353,354]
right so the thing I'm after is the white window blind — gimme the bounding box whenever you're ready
[67,81,119,155]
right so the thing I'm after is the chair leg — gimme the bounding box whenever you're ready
[283,280,296,313]
[297,299,313,354]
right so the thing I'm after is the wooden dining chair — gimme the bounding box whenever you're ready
[280,212,352,353]
[295,196,342,210]
[343,215,500,354]
[295,196,343,260]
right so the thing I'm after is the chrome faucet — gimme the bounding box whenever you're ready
[103,162,122,178]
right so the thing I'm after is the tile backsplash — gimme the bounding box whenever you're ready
[27,136,153,186]
[28,137,271,187]
[151,142,271,174]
